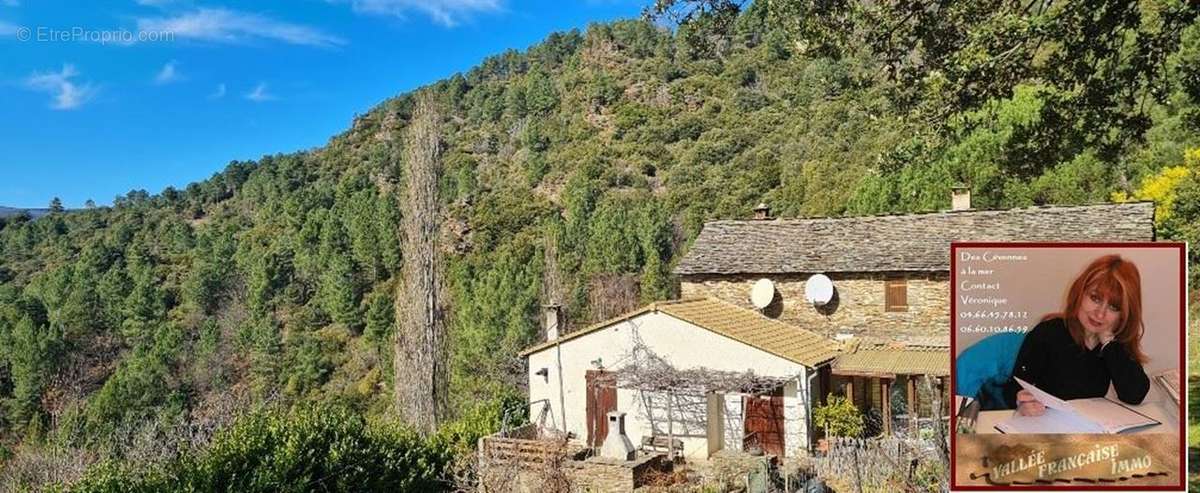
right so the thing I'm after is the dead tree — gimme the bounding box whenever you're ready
[587,273,639,322]
[395,91,448,435]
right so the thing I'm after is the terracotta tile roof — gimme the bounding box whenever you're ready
[519,298,840,367]
[518,305,656,357]
[674,202,1155,275]
[832,341,949,377]
[656,298,841,367]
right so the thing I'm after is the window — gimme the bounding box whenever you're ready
[885,279,908,312]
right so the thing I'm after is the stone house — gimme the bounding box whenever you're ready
[521,297,840,460]
[521,193,1155,457]
[674,195,1155,433]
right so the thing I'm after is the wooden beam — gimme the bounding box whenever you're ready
[667,391,675,461]
[873,378,882,410]
[831,369,897,379]
[819,366,831,405]
[845,377,854,404]
[907,376,917,429]
[881,378,892,436]
[939,377,949,416]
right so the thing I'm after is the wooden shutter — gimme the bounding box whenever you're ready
[885,279,908,312]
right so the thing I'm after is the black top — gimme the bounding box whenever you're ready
[1003,317,1149,408]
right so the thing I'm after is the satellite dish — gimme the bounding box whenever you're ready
[750,279,775,309]
[805,274,834,306]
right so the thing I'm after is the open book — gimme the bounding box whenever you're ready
[994,377,1160,434]
[1154,369,1180,407]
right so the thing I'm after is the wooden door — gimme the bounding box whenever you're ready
[585,370,616,447]
[743,392,785,457]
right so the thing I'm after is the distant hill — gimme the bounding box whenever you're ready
[0,206,53,219]
[0,7,1196,491]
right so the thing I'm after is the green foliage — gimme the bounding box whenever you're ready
[320,254,362,329]
[910,457,949,493]
[1115,147,1199,231]
[119,253,167,345]
[62,406,450,493]
[1160,156,1200,285]
[524,68,559,114]
[432,389,526,457]
[81,324,185,443]
[4,314,62,430]
[813,394,865,438]
[755,0,1194,144]
[363,285,395,342]
[54,395,521,492]
[3,6,1199,488]
[448,234,543,400]
[183,227,237,315]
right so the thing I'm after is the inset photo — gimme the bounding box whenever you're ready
[951,242,1186,490]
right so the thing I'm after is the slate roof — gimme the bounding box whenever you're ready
[674,202,1155,275]
[833,341,949,377]
[519,298,841,368]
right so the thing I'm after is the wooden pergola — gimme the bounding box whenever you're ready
[595,340,799,459]
[831,341,950,436]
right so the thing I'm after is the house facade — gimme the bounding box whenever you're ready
[521,195,1156,457]
[674,197,1155,434]
[521,298,839,460]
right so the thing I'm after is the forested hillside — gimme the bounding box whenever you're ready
[1,1,1198,489]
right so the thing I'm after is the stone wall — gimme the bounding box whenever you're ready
[569,459,635,492]
[567,454,669,492]
[679,272,950,341]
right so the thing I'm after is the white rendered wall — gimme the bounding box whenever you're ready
[783,378,811,457]
[526,311,814,459]
[723,393,744,451]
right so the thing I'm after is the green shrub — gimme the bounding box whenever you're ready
[432,390,525,457]
[59,394,526,493]
[64,406,448,493]
[813,394,865,438]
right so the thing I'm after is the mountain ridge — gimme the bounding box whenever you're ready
[0,206,53,219]
[0,9,1197,490]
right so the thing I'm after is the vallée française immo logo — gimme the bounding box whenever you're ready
[968,441,1167,485]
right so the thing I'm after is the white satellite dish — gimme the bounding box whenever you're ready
[750,278,775,309]
[805,274,834,306]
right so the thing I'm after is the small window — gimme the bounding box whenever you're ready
[885,279,908,312]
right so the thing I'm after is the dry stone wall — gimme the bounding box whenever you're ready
[680,272,950,342]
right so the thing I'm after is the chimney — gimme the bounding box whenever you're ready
[753,202,771,220]
[599,412,636,460]
[951,185,972,211]
[543,304,563,341]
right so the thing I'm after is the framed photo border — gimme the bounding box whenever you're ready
[949,241,1188,492]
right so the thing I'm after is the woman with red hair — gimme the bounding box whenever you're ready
[1004,254,1150,416]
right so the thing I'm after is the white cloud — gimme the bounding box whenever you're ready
[25,64,96,110]
[343,0,502,27]
[244,82,275,102]
[137,8,344,47]
[153,60,181,84]
[209,83,226,99]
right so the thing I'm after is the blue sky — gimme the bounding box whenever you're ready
[0,0,644,208]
